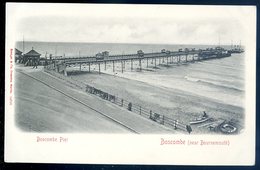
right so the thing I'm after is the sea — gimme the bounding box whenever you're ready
[16,41,245,108]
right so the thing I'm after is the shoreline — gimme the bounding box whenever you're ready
[66,55,244,108]
[68,70,244,134]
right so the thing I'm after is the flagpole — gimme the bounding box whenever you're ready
[23,35,25,54]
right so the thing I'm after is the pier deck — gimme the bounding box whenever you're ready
[47,47,232,75]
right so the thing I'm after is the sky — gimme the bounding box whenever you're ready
[9,3,254,45]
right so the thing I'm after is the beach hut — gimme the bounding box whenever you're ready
[23,47,41,66]
[15,48,23,63]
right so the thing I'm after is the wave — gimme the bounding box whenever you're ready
[199,61,244,72]
[184,76,200,82]
[184,76,244,92]
[188,68,244,81]
[187,71,244,86]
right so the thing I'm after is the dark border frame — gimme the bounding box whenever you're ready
[1,0,259,170]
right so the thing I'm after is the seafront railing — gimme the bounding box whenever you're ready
[85,84,189,132]
[115,97,188,131]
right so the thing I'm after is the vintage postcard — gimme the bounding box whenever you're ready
[5,3,256,165]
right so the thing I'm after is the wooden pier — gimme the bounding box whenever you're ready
[45,47,232,75]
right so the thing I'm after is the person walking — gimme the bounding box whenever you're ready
[186,125,192,134]
[128,102,132,111]
[32,58,38,69]
[32,59,36,68]
[203,111,208,118]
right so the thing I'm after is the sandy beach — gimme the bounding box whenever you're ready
[68,61,244,134]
